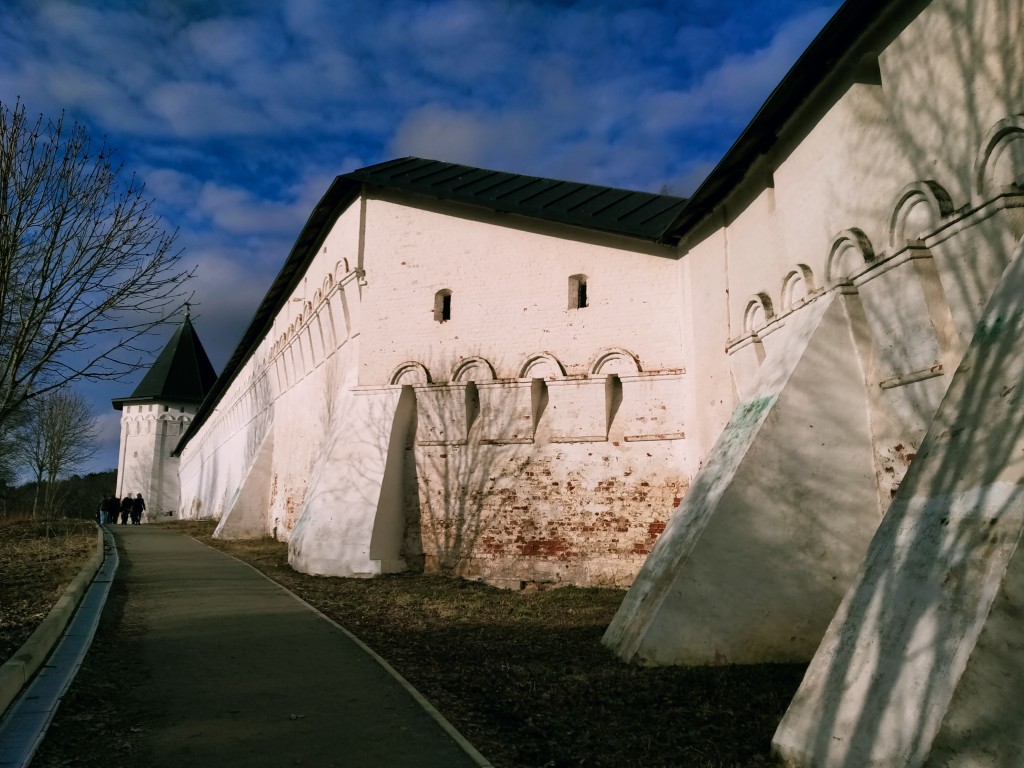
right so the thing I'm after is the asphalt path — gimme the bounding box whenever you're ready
[101,525,486,768]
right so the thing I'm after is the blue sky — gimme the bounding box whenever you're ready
[0,0,840,476]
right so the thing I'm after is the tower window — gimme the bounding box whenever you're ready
[569,275,588,309]
[434,289,452,322]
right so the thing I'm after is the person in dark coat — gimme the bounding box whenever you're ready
[120,495,132,525]
[103,495,120,526]
[131,493,146,525]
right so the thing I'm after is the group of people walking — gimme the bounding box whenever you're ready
[99,493,146,525]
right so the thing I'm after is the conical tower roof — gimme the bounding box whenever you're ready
[112,314,218,410]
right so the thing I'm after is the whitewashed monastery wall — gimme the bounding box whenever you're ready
[359,197,690,586]
[179,196,692,586]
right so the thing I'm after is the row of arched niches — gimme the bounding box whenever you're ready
[381,350,686,446]
[736,114,1024,345]
[120,412,191,437]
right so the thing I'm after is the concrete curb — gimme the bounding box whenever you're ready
[0,523,104,719]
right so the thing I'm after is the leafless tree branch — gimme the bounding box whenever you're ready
[0,99,192,429]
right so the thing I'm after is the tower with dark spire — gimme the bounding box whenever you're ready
[112,309,218,518]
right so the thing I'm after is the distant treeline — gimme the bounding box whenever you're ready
[0,470,117,520]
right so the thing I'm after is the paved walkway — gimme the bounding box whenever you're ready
[108,525,487,768]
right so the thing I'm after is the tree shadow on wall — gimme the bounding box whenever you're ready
[292,352,525,574]
[402,372,534,579]
[783,2,1024,763]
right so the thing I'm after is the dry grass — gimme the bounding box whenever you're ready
[174,521,802,768]
[0,518,96,662]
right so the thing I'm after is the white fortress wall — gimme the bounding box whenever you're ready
[358,194,687,384]
[280,200,428,578]
[606,0,1024,664]
[178,204,366,538]
[352,195,692,587]
[116,405,159,510]
[608,290,883,665]
[178,351,274,523]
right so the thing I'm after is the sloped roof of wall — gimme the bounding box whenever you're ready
[112,315,218,410]
[342,157,688,241]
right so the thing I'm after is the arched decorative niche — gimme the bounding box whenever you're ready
[743,292,775,334]
[518,353,566,380]
[389,361,432,386]
[451,356,496,383]
[780,266,815,311]
[590,348,641,376]
[888,180,954,247]
[826,228,875,286]
[974,115,1024,200]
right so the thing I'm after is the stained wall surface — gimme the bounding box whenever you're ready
[178,196,694,586]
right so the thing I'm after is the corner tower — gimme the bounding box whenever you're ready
[112,310,217,518]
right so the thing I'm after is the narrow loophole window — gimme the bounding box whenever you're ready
[569,274,588,309]
[434,289,452,322]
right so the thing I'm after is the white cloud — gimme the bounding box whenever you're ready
[139,167,203,210]
[640,6,837,136]
[389,105,492,166]
[195,171,335,236]
[93,411,122,456]
[147,81,268,138]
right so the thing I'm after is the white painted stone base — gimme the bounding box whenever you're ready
[214,428,275,539]
[288,383,412,577]
[774,236,1024,767]
[604,293,880,665]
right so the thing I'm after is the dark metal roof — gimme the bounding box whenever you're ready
[342,158,688,242]
[112,315,218,410]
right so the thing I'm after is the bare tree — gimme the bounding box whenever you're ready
[0,99,191,431]
[18,389,98,518]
